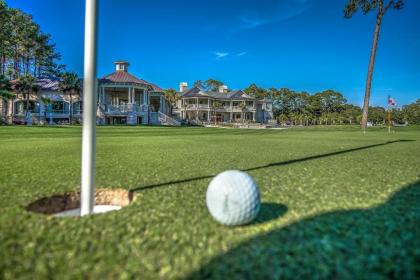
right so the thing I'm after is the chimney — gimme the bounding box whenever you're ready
[179,82,188,93]
[218,85,228,93]
[114,61,129,72]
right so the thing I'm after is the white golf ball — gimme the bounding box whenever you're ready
[206,170,260,226]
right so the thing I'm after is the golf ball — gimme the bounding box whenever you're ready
[206,170,260,226]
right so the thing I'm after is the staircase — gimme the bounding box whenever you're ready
[149,111,180,126]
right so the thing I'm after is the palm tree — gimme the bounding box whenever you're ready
[162,88,179,116]
[59,72,81,125]
[15,74,38,125]
[212,101,221,124]
[40,96,51,125]
[344,0,404,131]
[0,75,15,123]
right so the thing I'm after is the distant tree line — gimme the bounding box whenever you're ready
[168,78,420,126]
[0,0,81,125]
[243,83,420,126]
[0,0,63,79]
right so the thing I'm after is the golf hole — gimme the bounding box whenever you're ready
[26,189,135,217]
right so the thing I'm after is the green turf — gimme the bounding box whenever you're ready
[0,126,419,279]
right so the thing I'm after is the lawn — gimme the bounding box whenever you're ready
[0,126,419,279]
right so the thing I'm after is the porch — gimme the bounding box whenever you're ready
[184,110,256,123]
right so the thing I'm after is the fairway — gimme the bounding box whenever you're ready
[0,126,419,279]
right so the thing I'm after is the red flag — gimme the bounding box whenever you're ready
[388,96,396,106]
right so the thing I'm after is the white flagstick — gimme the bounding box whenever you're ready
[81,0,98,216]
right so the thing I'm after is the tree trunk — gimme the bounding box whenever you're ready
[33,58,37,77]
[14,46,19,79]
[0,53,4,76]
[25,91,30,125]
[361,14,382,131]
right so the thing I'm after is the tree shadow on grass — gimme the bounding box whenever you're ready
[130,140,415,193]
[186,181,420,279]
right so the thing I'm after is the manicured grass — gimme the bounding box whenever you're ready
[0,126,419,279]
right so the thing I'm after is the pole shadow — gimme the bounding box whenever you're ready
[130,139,415,193]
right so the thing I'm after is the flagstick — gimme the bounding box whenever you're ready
[388,107,391,134]
[81,0,98,216]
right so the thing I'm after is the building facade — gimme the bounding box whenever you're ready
[2,62,177,125]
[173,84,273,124]
[1,62,274,126]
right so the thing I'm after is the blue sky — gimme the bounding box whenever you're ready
[6,0,420,106]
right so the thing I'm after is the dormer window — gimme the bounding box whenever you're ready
[114,61,129,72]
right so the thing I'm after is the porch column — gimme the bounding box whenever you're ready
[98,86,102,103]
[103,87,106,103]
[128,88,132,104]
[6,100,12,124]
[207,109,210,122]
[253,112,256,122]
[101,87,105,104]
[160,95,163,113]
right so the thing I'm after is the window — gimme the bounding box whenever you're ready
[73,101,83,114]
[51,101,69,114]
[14,101,40,114]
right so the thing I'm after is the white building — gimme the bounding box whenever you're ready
[3,62,177,125]
[173,83,273,124]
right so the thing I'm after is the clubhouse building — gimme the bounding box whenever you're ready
[0,61,273,126]
[174,84,273,124]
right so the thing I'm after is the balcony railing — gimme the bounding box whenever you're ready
[182,104,256,111]
[105,104,148,115]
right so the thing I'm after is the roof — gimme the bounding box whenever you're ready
[99,71,163,92]
[114,61,129,65]
[100,71,149,85]
[11,76,62,91]
[147,82,163,92]
[37,77,61,91]
[182,87,256,100]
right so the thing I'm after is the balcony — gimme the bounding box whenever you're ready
[105,104,148,115]
[182,104,256,111]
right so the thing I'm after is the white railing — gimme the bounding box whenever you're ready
[158,111,181,126]
[182,105,255,111]
[105,104,148,114]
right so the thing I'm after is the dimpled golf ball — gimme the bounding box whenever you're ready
[206,170,260,226]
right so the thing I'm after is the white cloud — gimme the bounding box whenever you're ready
[237,51,247,57]
[215,52,229,59]
[237,0,312,31]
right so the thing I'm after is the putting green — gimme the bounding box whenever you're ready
[0,126,419,279]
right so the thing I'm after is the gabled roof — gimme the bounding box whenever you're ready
[182,87,256,100]
[100,71,149,85]
[99,71,163,92]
